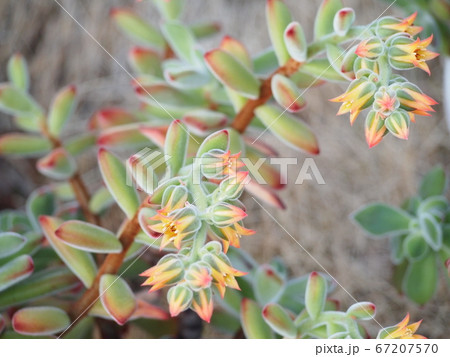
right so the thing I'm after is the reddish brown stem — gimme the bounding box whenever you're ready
[231,58,302,133]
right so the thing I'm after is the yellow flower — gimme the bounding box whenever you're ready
[185,262,213,290]
[396,84,437,121]
[202,253,246,298]
[365,111,387,148]
[379,12,423,37]
[201,149,245,179]
[140,254,184,292]
[149,207,200,249]
[330,78,377,124]
[355,37,384,59]
[191,288,214,323]
[389,35,439,75]
[219,222,255,252]
[378,314,426,339]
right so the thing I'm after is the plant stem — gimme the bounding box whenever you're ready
[230,27,364,133]
[231,58,302,133]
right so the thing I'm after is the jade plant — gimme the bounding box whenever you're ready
[353,166,449,305]
[0,0,440,338]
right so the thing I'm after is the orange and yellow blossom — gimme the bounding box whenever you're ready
[379,314,426,339]
[140,254,184,292]
[379,12,423,37]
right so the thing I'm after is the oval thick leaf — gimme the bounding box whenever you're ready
[7,53,29,91]
[284,21,307,62]
[37,148,76,181]
[240,298,273,339]
[271,74,305,112]
[346,302,376,320]
[40,216,97,288]
[164,120,188,176]
[419,212,442,251]
[254,104,319,154]
[0,134,51,157]
[352,203,411,237]
[220,36,252,69]
[0,267,79,309]
[97,124,151,150]
[47,85,77,138]
[403,253,438,305]
[254,264,285,305]
[183,109,228,136]
[0,232,27,259]
[196,129,229,157]
[262,303,297,338]
[403,233,429,262]
[161,22,197,65]
[111,8,165,52]
[419,166,446,199]
[98,148,140,219]
[305,272,327,320]
[55,220,122,253]
[314,0,343,39]
[204,49,260,99]
[0,255,34,292]
[266,0,292,65]
[0,84,42,117]
[100,274,137,325]
[27,188,56,231]
[12,307,70,336]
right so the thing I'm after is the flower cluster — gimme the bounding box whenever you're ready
[332,13,439,147]
[138,131,253,322]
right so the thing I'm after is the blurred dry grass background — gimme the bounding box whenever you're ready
[0,0,448,338]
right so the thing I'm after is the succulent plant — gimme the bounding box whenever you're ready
[0,0,439,339]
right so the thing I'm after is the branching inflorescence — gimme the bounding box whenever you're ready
[0,0,439,339]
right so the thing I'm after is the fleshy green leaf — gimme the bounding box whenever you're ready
[100,274,137,325]
[240,298,273,339]
[204,49,260,99]
[333,7,355,36]
[128,47,162,76]
[190,22,221,39]
[97,124,151,150]
[346,302,376,320]
[314,0,343,39]
[284,21,307,62]
[271,74,305,112]
[111,8,165,52]
[220,36,252,69]
[262,303,296,338]
[164,120,188,176]
[64,133,96,156]
[98,148,140,219]
[183,109,228,136]
[419,212,443,251]
[0,255,34,292]
[47,85,77,138]
[266,0,292,65]
[0,84,42,118]
[55,220,122,253]
[37,148,76,180]
[196,129,229,157]
[153,0,184,20]
[89,107,137,130]
[0,232,27,259]
[419,166,447,199]
[403,253,438,304]
[254,104,319,154]
[7,53,29,91]
[298,58,346,82]
[12,307,70,336]
[0,134,52,157]
[27,188,56,231]
[161,22,197,65]
[40,216,97,288]
[352,203,412,237]
[254,264,285,305]
[0,267,79,309]
[403,233,429,262]
[305,272,327,320]
[89,187,114,215]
